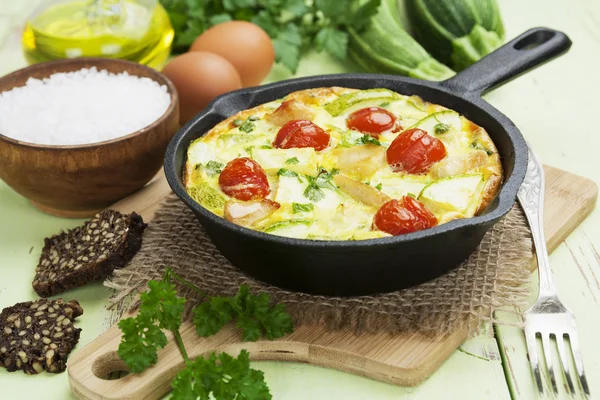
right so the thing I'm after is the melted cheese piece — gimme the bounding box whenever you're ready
[184,87,503,240]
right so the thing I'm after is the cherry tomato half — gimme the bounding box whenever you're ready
[386,128,447,174]
[373,196,437,236]
[218,157,270,201]
[346,107,397,137]
[273,120,330,151]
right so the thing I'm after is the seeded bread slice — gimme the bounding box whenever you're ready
[0,298,83,374]
[33,210,147,297]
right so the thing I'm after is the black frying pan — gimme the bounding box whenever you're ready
[164,28,571,296]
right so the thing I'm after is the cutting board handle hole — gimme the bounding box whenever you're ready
[91,351,130,380]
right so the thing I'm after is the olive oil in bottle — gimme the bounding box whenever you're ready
[22,0,173,68]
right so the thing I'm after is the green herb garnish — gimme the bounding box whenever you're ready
[303,177,325,202]
[470,141,494,155]
[375,183,383,190]
[233,119,243,127]
[315,168,338,191]
[379,101,390,107]
[434,123,450,134]
[277,168,299,178]
[292,203,315,213]
[162,0,381,74]
[204,161,224,177]
[239,117,257,133]
[302,168,338,202]
[285,157,299,165]
[117,268,293,398]
[359,134,381,146]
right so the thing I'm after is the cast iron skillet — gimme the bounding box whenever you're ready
[165,27,571,296]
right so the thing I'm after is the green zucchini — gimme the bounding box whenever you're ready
[418,174,484,216]
[405,0,505,71]
[324,89,400,116]
[188,182,226,213]
[348,0,455,81]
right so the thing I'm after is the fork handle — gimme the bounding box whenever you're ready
[518,148,556,296]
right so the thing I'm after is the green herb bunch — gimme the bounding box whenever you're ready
[117,268,294,399]
[160,0,381,73]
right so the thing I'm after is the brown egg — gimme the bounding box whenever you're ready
[162,52,242,124]
[190,21,274,87]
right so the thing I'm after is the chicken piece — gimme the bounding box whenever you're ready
[334,144,386,181]
[224,199,280,228]
[430,150,488,178]
[333,174,390,208]
[265,99,316,126]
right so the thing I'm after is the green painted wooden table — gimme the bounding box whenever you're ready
[1,0,599,398]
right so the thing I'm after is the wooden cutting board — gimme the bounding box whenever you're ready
[67,166,597,400]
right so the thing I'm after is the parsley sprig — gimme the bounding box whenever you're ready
[117,268,293,399]
[160,0,381,73]
[303,168,339,202]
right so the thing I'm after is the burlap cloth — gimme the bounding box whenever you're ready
[105,193,533,337]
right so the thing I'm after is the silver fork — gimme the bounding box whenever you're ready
[518,147,591,398]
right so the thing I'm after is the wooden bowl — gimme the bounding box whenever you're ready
[0,58,179,218]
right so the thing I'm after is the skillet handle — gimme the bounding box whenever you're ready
[441,27,572,96]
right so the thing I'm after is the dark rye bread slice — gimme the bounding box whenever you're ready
[33,210,147,297]
[0,298,83,374]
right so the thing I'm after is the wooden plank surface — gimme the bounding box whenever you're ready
[67,166,597,400]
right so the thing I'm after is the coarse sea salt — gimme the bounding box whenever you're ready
[0,67,171,145]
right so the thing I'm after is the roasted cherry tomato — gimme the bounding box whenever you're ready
[373,196,437,236]
[273,120,330,151]
[346,107,397,137]
[386,128,447,174]
[218,157,270,201]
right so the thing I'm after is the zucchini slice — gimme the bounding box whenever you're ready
[324,89,400,116]
[418,174,485,217]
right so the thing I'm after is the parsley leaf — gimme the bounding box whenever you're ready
[379,101,390,107]
[292,203,314,213]
[314,0,347,19]
[282,0,309,17]
[117,277,184,373]
[118,269,293,397]
[204,161,224,177]
[233,118,244,126]
[117,315,167,373]
[277,168,298,177]
[314,27,348,60]
[231,286,294,341]
[171,350,272,400]
[349,0,381,29]
[359,134,382,146]
[315,168,338,191]
[303,177,325,202]
[208,13,232,26]
[139,279,186,331]
[273,24,302,73]
[193,297,235,337]
[303,168,338,201]
[375,183,383,190]
[285,157,299,164]
[434,123,450,134]
[193,285,293,341]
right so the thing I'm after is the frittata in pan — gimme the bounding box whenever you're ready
[184,87,502,240]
